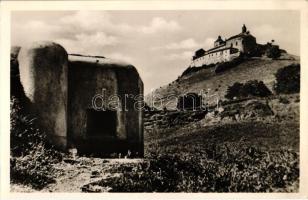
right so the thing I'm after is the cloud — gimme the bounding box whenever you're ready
[140,17,181,34]
[164,38,198,50]
[12,11,183,55]
[55,32,119,55]
[60,11,181,35]
[60,11,112,32]
[153,37,216,51]
[75,32,118,46]
[104,53,134,63]
[203,37,216,49]
[60,11,135,34]
[164,50,193,61]
[250,24,283,44]
[12,20,62,46]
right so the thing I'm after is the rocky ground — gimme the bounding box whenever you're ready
[11,158,143,192]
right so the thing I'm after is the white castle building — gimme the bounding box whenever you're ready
[191,24,257,67]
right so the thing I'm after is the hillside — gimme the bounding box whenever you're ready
[145,53,299,109]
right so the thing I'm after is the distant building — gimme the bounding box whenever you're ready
[191,24,257,67]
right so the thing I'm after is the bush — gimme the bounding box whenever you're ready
[274,64,300,94]
[243,80,272,97]
[225,80,272,100]
[279,97,290,104]
[11,98,44,156]
[82,145,299,192]
[10,146,58,189]
[266,45,281,59]
[10,97,62,189]
[225,82,244,100]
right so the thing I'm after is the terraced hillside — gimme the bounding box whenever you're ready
[145,54,299,109]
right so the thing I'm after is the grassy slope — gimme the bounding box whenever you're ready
[145,121,299,157]
[145,55,299,109]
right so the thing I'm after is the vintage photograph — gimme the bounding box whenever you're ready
[9,10,300,192]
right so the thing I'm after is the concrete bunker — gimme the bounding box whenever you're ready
[15,41,144,157]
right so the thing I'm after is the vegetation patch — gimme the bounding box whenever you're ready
[83,145,298,192]
[274,64,300,94]
[225,80,272,100]
[10,97,62,190]
[81,120,299,192]
[180,56,244,78]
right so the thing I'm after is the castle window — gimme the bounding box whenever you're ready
[236,41,238,46]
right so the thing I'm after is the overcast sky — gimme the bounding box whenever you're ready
[11,10,300,94]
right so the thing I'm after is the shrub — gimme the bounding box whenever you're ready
[266,45,281,59]
[225,82,244,100]
[82,146,299,192]
[279,97,290,104]
[10,146,58,189]
[11,98,44,156]
[225,80,272,100]
[10,97,62,189]
[242,80,272,97]
[274,64,300,94]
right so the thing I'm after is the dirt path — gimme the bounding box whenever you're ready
[11,157,143,193]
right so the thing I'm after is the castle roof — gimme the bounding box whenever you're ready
[226,32,255,41]
[215,35,224,43]
[205,46,238,55]
[195,48,205,53]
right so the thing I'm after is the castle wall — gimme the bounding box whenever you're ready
[18,42,68,149]
[226,38,244,52]
[242,36,257,55]
[192,48,239,67]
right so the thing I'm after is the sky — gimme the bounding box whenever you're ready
[11,10,300,94]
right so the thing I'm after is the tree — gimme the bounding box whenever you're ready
[266,45,281,59]
[242,80,272,97]
[225,82,244,100]
[225,80,272,100]
[274,64,300,94]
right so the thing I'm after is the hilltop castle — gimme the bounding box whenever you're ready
[191,24,257,67]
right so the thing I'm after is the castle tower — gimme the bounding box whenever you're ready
[214,35,224,47]
[242,24,247,33]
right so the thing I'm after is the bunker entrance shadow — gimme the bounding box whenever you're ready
[86,109,117,138]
